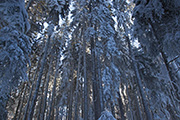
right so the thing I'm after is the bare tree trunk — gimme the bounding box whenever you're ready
[17,84,28,120]
[47,53,60,120]
[55,98,59,120]
[40,52,54,120]
[28,34,51,120]
[97,39,104,112]
[117,91,125,120]
[13,84,25,120]
[74,53,81,120]
[91,36,101,120]
[68,76,74,120]
[83,33,88,120]
[37,71,47,120]
[23,57,42,120]
[127,37,152,120]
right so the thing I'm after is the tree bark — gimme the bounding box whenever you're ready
[13,84,25,120]
[117,91,125,120]
[40,51,54,120]
[23,57,42,120]
[74,54,81,120]
[17,84,28,120]
[28,35,51,120]
[83,32,88,120]
[47,53,60,120]
[91,36,101,120]
[127,37,152,120]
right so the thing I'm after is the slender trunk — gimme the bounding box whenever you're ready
[67,58,75,120]
[47,53,60,120]
[55,98,59,120]
[17,84,28,119]
[127,37,152,120]
[117,91,125,120]
[37,72,47,120]
[40,53,53,120]
[81,82,84,119]
[74,54,81,120]
[134,90,143,120]
[97,39,104,112]
[46,91,52,119]
[161,51,175,89]
[91,36,101,120]
[68,77,74,120]
[126,89,134,120]
[28,35,51,120]
[83,33,88,120]
[124,75,134,120]
[13,84,25,120]
[23,49,42,120]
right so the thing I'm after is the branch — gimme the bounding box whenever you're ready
[167,55,180,64]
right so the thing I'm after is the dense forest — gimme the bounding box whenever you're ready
[0,0,180,120]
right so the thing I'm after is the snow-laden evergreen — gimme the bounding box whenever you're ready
[0,0,30,119]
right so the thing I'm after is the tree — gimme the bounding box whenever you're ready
[133,0,180,119]
[0,0,30,119]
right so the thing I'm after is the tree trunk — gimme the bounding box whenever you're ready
[40,52,54,120]
[37,71,47,120]
[13,84,25,120]
[74,54,81,120]
[28,34,51,120]
[23,57,42,120]
[47,53,60,120]
[17,84,28,120]
[83,33,88,120]
[68,76,74,120]
[97,38,104,112]
[117,91,125,120]
[127,37,152,120]
[91,36,101,120]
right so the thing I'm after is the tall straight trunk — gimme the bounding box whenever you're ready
[28,35,51,120]
[68,74,74,120]
[74,54,81,120]
[83,33,88,120]
[161,51,175,88]
[55,98,59,120]
[67,57,75,120]
[126,89,134,120]
[40,52,54,120]
[124,75,134,120]
[91,37,101,120]
[47,53,60,120]
[117,91,125,120]
[17,84,28,120]
[97,39,104,112]
[23,57,42,120]
[13,83,25,120]
[127,37,152,120]
[46,91,52,119]
[37,71,47,120]
[134,89,143,120]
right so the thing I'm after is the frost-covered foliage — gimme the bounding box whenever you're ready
[0,0,30,119]
[136,52,180,120]
[102,64,121,109]
[133,0,180,57]
[46,0,70,19]
[133,1,180,119]
[98,110,116,120]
